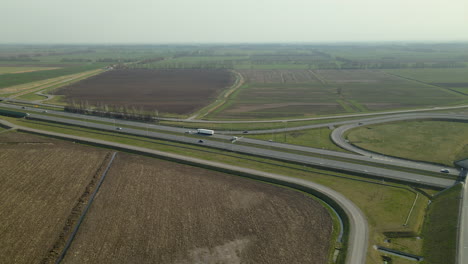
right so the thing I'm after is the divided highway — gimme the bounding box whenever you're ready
[0,102,462,177]
[2,107,456,188]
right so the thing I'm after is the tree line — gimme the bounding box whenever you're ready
[64,100,158,122]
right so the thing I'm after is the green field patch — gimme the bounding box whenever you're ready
[346,120,468,166]
[385,68,468,83]
[0,64,105,89]
[420,184,462,264]
[16,93,47,101]
[0,66,60,74]
[246,127,347,152]
[452,87,468,95]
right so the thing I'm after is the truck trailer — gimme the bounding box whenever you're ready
[197,129,214,135]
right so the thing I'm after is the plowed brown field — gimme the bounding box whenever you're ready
[0,132,109,264]
[55,69,234,115]
[63,153,333,264]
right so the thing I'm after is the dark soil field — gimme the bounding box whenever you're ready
[63,153,333,264]
[0,132,110,264]
[55,69,234,115]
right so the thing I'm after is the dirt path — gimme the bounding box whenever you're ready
[187,70,245,120]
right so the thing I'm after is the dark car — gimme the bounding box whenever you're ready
[198,140,204,143]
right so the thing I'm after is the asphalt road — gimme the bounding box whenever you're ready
[12,110,456,188]
[330,114,468,174]
[0,103,461,177]
[0,119,368,264]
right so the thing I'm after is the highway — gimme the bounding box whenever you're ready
[330,114,468,172]
[1,100,466,263]
[0,102,462,177]
[0,119,368,264]
[3,107,456,188]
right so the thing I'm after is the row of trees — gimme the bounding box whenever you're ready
[64,100,158,122]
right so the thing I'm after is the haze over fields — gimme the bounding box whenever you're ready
[1,0,467,43]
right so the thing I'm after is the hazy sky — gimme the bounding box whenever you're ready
[2,0,467,43]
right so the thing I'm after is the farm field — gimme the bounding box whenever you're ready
[0,69,103,96]
[0,64,105,89]
[0,66,60,74]
[210,69,465,119]
[345,120,468,166]
[0,131,110,264]
[384,68,468,84]
[62,153,333,264]
[54,69,235,115]
[385,68,468,96]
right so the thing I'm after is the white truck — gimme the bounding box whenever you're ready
[197,128,214,135]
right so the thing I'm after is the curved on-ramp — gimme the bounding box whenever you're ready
[330,113,468,174]
[0,120,368,264]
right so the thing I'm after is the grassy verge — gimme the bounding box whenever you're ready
[0,116,437,263]
[43,95,66,105]
[0,64,105,89]
[246,127,347,152]
[346,120,468,166]
[16,93,47,101]
[421,184,462,264]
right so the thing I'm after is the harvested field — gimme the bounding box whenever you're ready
[315,69,401,83]
[0,132,110,264]
[54,69,235,115]
[212,69,465,119]
[63,153,333,264]
[238,69,322,84]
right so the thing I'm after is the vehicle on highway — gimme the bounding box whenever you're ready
[43,110,48,113]
[440,168,450,173]
[197,128,214,135]
[116,127,122,130]
[198,140,204,143]
[243,130,249,134]
[21,106,25,109]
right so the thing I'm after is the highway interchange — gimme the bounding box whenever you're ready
[0,100,467,263]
